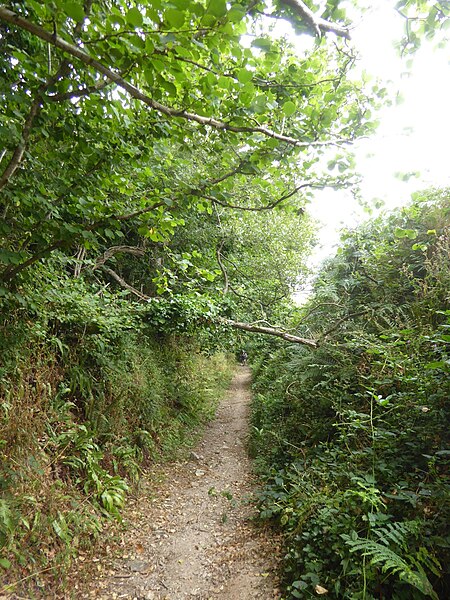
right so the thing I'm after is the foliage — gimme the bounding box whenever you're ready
[0,285,233,593]
[250,190,450,599]
[1,1,448,595]
[0,0,386,313]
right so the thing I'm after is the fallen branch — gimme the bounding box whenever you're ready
[219,318,317,348]
[101,266,150,301]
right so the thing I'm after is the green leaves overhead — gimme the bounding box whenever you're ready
[208,0,227,18]
[237,68,253,84]
[282,101,296,117]
[166,9,185,28]
[126,6,144,27]
[0,0,443,302]
[63,1,84,21]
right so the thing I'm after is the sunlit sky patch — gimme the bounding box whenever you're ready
[286,2,450,290]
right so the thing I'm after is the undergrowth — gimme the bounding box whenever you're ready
[0,281,233,596]
[249,191,450,599]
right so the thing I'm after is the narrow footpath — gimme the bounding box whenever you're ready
[76,367,281,600]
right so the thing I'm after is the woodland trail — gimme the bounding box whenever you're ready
[75,367,281,600]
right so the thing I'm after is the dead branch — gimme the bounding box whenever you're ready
[74,246,86,278]
[219,317,317,348]
[101,267,150,301]
[90,245,145,270]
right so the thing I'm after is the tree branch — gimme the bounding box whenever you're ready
[219,317,317,348]
[280,0,351,39]
[0,95,41,192]
[0,4,94,192]
[90,245,145,270]
[46,79,110,102]
[0,58,71,192]
[216,241,229,295]
[318,310,369,341]
[0,7,351,148]
[101,266,151,301]
[202,181,315,211]
[0,240,66,282]
[114,163,249,221]
[114,202,166,222]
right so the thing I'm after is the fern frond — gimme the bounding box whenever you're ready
[342,533,439,599]
[372,520,419,550]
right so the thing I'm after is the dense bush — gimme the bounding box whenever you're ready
[250,191,450,599]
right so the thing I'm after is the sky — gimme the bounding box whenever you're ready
[291,3,450,282]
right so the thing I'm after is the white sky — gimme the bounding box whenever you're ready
[291,3,450,280]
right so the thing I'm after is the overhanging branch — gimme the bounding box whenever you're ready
[0,7,351,148]
[219,317,317,348]
[280,0,351,39]
[203,181,314,211]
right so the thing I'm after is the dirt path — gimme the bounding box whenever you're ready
[76,367,281,600]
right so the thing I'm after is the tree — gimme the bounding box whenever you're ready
[0,0,447,342]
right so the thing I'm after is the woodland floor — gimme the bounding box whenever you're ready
[69,367,281,600]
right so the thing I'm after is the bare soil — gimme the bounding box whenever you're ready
[73,367,281,600]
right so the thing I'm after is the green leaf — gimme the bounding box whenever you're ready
[64,1,84,21]
[228,6,246,22]
[144,67,154,86]
[0,558,11,569]
[165,8,185,28]
[252,37,272,52]
[237,68,253,84]
[394,227,418,240]
[282,101,296,116]
[425,361,449,370]
[218,75,230,89]
[208,0,227,18]
[126,7,143,27]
